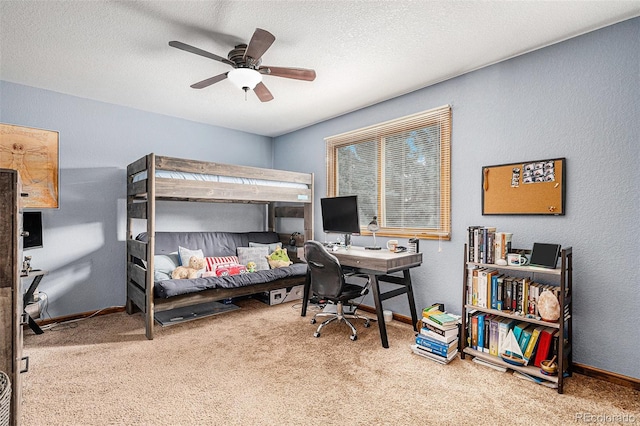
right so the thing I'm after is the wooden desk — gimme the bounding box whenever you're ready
[301,246,422,348]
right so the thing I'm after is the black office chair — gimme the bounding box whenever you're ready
[304,240,374,341]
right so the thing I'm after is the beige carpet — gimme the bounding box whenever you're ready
[22,298,639,426]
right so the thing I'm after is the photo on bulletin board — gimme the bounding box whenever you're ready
[482,157,565,215]
[0,123,59,208]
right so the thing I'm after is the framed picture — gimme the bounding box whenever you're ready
[0,123,59,208]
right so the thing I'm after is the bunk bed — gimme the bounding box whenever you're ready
[126,153,314,339]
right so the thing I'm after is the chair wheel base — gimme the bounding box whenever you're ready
[314,331,321,338]
[311,319,316,324]
[364,321,371,328]
[350,334,357,341]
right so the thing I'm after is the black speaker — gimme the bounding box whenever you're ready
[289,232,301,247]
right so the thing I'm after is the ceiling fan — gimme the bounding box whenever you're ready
[169,28,316,102]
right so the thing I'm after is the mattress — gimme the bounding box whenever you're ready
[133,170,308,189]
[154,263,308,298]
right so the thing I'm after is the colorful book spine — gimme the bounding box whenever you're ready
[503,277,513,312]
[477,314,485,352]
[518,325,534,354]
[489,316,500,356]
[496,275,505,310]
[490,273,501,310]
[471,314,479,349]
[415,335,452,357]
[523,326,544,365]
[533,328,555,367]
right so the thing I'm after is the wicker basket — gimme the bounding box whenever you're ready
[0,371,10,426]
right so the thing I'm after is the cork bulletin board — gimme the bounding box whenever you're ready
[0,123,59,208]
[482,158,565,215]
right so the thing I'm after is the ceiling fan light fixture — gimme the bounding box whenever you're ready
[227,68,262,90]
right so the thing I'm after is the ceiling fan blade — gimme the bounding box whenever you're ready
[190,73,228,89]
[244,28,275,64]
[259,66,316,81]
[169,41,235,66]
[253,82,274,102]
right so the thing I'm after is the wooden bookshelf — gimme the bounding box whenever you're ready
[460,242,573,393]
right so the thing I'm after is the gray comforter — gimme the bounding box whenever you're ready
[154,263,307,298]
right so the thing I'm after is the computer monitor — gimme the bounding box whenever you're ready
[23,211,43,250]
[320,195,361,246]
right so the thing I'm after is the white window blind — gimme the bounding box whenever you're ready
[326,105,451,239]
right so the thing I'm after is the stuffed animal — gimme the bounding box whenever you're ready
[171,256,206,279]
[266,248,293,269]
[246,261,257,273]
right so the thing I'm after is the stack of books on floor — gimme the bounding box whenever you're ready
[411,304,460,364]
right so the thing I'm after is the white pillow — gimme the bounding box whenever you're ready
[178,246,206,278]
[237,246,270,271]
[178,246,204,266]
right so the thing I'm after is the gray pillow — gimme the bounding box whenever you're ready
[249,241,282,253]
[237,246,270,271]
[154,253,180,281]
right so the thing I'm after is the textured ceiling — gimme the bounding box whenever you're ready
[1,1,638,137]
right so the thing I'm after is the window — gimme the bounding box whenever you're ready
[326,105,451,240]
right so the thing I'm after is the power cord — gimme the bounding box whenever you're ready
[40,305,121,332]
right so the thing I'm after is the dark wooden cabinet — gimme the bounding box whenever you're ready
[0,169,25,425]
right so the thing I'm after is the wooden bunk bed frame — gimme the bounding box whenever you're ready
[126,153,314,339]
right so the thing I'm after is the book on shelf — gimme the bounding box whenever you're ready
[513,321,529,344]
[494,231,508,264]
[523,326,544,365]
[471,267,482,306]
[491,273,504,310]
[489,316,500,356]
[518,325,535,355]
[497,317,516,355]
[515,278,528,315]
[483,314,491,353]
[477,313,486,352]
[485,229,495,264]
[411,344,458,364]
[477,269,497,308]
[467,226,483,262]
[502,276,514,312]
[472,356,507,373]
[475,227,482,263]
[528,282,539,316]
[533,328,557,367]
[512,371,558,389]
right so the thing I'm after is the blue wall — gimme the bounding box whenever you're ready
[273,18,639,379]
[1,17,637,379]
[0,81,273,318]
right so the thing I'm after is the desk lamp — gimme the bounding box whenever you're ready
[365,216,381,250]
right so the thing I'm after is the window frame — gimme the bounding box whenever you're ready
[325,105,451,240]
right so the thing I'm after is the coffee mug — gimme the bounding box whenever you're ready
[387,239,399,252]
[507,253,529,266]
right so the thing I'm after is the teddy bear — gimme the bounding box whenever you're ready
[171,256,206,279]
[266,248,293,269]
